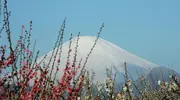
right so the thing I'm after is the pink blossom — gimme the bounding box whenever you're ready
[33,72,37,76]
[57,59,60,63]
[17,40,21,43]
[20,94,25,99]
[21,43,25,47]
[57,68,60,71]
[22,25,25,28]
[3,61,8,66]
[66,61,70,65]
[78,65,81,68]
[22,61,26,65]
[26,49,30,53]
[36,63,38,68]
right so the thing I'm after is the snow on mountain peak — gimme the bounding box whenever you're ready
[37,36,159,82]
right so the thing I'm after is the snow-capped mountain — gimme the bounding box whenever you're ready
[37,36,159,82]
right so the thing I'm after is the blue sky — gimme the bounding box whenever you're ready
[1,0,180,71]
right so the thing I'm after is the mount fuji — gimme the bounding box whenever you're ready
[37,36,159,82]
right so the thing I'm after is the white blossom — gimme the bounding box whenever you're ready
[165,82,168,87]
[158,80,161,85]
[123,86,127,92]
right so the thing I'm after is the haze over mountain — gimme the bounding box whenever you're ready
[37,36,159,82]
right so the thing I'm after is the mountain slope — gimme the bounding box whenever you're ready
[134,67,180,92]
[37,36,159,82]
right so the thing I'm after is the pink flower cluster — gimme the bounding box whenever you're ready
[0,22,90,100]
[52,61,84,100]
